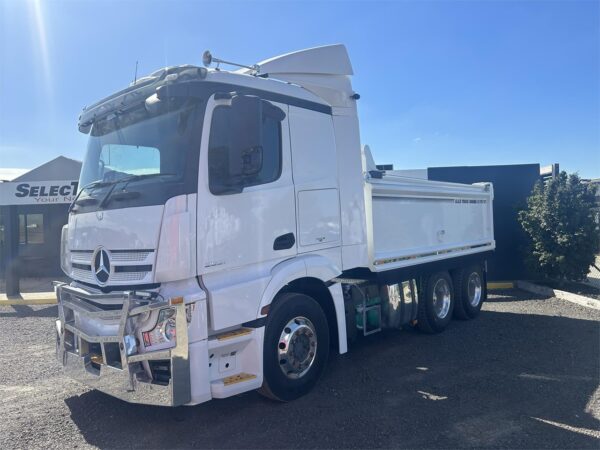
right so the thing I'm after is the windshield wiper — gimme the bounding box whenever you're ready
[110,190,140,201]
[120,172,177,185]
[99,173,177,208]
[70,174,178,212]
[75,197,99,206]
[69,180,113,212]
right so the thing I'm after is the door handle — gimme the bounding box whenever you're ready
[273,233,295,250]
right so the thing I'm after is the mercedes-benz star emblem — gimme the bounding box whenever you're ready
[93,248,110,285]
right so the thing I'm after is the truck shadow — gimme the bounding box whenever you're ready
[486,288,550,302]
[64,303,599,449]
[0,304,58,318]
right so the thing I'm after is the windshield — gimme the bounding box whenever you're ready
[77,99,204,211]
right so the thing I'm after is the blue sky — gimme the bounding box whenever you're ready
[1,0,598,178]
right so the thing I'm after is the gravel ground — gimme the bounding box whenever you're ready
[537,280,600,300]
[0,289,598,449]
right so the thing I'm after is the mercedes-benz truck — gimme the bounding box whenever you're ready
[55,44,495,406]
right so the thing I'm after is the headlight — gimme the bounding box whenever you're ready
[142,307,177,347]
[60,225,71,275]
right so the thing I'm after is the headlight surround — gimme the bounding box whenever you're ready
[60,225,71,275]
[142,307,177,347]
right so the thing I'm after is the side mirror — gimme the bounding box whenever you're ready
[229,95,263,177]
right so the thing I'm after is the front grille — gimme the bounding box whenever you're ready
[111,251,152,262]
[72,250,93,265]
[69,248,155,286]
[72,267,95,283]
[111,272,147,282]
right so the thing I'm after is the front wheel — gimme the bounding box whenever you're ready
[259,292,329,401]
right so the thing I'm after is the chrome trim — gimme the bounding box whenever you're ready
[91,246,111,287]
[432,278,452,319]
[58,284,127,304]
[60,297,122,320]
[467,272,483,307]
[55,282,190,407]
[373,242,494,266]
[278,316,318,380]
[128,349,172,363]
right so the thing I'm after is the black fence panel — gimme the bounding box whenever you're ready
[428,164,540,281]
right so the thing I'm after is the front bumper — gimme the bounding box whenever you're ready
[55,283,190,406]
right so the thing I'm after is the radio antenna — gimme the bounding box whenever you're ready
[133,60,139,84]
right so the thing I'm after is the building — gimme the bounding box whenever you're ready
[0,156,81,286]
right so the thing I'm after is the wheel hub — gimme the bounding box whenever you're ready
[467,272,482,307]
[432,279,451,319]
[278,316,317,380]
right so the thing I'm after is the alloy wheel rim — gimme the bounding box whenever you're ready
[277,316,318,379]
[467,272,482,307]
[433,279,451,319]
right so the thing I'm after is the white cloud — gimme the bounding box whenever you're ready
[413,137,422,143]
[0,168,28,181]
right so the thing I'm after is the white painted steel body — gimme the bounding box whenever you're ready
[56,44,494,406]
[367,174,494,271]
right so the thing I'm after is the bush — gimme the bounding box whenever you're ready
[518,172,599,282]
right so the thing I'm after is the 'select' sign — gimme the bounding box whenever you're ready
[0,180,79,205]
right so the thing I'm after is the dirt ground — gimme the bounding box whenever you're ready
[0,289,598,449]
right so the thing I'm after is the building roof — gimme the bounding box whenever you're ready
[13,156,82,182]
[0,168,28,181]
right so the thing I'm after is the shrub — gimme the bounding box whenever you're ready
[518,172,599,282]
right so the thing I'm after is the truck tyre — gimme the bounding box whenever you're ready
[453,264,485,320]
[417,271,454,333]
[259,292,329,402]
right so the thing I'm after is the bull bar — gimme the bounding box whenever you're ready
[54,282,190,406]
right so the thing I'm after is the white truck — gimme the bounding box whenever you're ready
[55,44,495,406]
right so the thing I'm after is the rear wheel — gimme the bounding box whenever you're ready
[259,292,329,401]
[417,271,454,333]
[453,264,485,319]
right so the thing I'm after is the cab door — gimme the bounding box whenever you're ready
[197,94,296,330]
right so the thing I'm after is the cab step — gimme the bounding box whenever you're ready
[223,372,257,386]
[216,328,252,341]
[211,372,261,398]
[208,328,254,351]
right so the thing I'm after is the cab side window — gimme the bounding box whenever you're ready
[208,105,282,195]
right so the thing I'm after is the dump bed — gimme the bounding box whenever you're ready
[366,173,495,272]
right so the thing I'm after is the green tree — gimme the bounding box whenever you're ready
[518,172,599,282]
